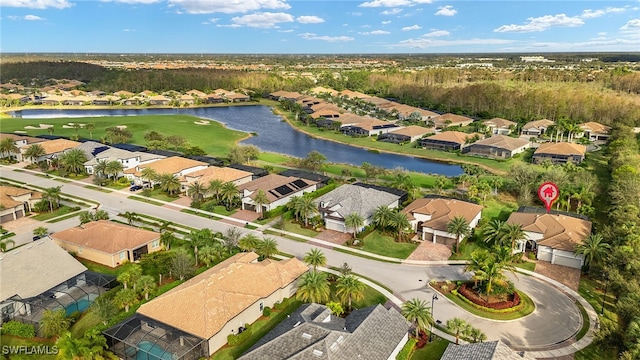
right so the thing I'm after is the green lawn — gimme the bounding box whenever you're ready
[128,195,164,206]
[359,230,418,259]
[31,205,79,221]
[448,239,487,260]
[283,220,320,238]
[0,335,57,360]
[444,289,536,320]
[200,202,237,216]
[410,338,450,360]
[84,185,113,193]
[576,274,619,359]
[142,188,180,202]
[481,197,518,221]
[0,114,248,157]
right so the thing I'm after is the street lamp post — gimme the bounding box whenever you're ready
[429,294,438,342]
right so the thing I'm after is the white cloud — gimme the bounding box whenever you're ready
[7,15,19,20]
[580,7,626,19]
[422,30,449,37]
[381,8,402,15]
[123,28,136,31]
[201,17,219,24]
[620,19,640,31]
[382,20,391,24]
[100,0,161,4]
[230,12,294,28]
[216,23,242,28]
[24,14,44,20]
[494,14,584,33]
[359,0,431,8]
[397,37,513,49]
[359,29,391,35]
[168,0,290,14]
[597,32,607,36]
[435,5,456,16]
[297,15,324,24]
[300,32,354,42]
[1,0,72,9]
[401,24,421,31]
[278,29,293,32]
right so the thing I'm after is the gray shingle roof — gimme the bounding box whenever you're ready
[240,303,409,360]
[440,340,536,360]
[316,184,400,220]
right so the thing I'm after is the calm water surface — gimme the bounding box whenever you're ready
[11,106,463,176]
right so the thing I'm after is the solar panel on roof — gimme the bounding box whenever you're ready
[274,185,294,196]
[292,179,308,189]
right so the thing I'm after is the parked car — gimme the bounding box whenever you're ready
[129,185,143,191]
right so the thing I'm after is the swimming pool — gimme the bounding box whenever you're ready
[62,294,98,316]
[136,341,175,360]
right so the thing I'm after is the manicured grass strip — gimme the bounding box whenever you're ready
[48,212,81,223]
[128,196,164,206]
[0,177,26,184]
[332,247,401,264]
[410,338,450,360]
[282,220,319,238]
[181,208,222,220]
[32,205,78,221]
[575,301,590,341]
[444,289,535,320]
[84,185,113,193]
[361,230,417,259]
[513,261,536,272]
[263,229,309,243]
[1,232,16,239]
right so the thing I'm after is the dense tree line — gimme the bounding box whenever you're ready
[0,61,109,86]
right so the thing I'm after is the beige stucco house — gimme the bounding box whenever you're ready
[0,185,42,224]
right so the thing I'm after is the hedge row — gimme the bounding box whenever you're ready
[227,324,252,346]
[458,283,520,310]
[1,321,35,339]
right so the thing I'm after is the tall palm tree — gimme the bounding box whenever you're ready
[464,249,492,287]
[220,182,239,210]
[24,143,45,164]
[188,181,207,203]
[446,216,470,252]
[160,231,176,250]
[85,123,95,139]
[336,274,365,311]
[252,189,270,216]
[390,211,411,242]
[256,237,278,259]
[468,327,487,343]
[502,223,526,253]
[446,317,470,345]
[158,173,181,195]
[344,212,364,240]
[207,179,224,203]
[33,226,48,238]
[0,138,19,160]
[303,248,327,271]
[40,309,71,339]
[105,160,124,180]
[482,219,506,247]
[93,159,108,179]
[113,288,138,313]
[288,195,303,223]
[42,186,62,212]
[60,149,87,175]
[574,233,610,274]
[296,270,330,303]
[473,256,517,299]
[401,298,432,338]
[136,275,157,300]
[373,205,394,232]
[140,167,158,189]
[298,196,318,227]
[239,233,261,252]
[123,211,139,225]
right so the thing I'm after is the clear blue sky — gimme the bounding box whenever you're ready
[1,0,638,53]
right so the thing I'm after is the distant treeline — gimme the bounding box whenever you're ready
[2,61,640,126]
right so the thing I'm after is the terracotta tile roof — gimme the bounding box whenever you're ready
[338,90,370,99]
[310,108,342,119]
[270,91,304,99]
[484,117,516,128]
[425,131,478,145]
[534,142,586,156]
[113,90,135,97]
[51,220,159,255]
[128,156,207,176]
[238,174,317,203]
[334,113,370,125]
[402,197,483,232]
[35,139,81,155]
[389,126,434,137]
[308,87,339,96]
[351,119,395,131]
[136,252,308,339]
[506,212,592,251]
[310,102,342,113]
[470,135,530,151]
[0,185,41,208]
[0,133,43,144]
[182,166,252,184]
[579,122,610,134]
[522,119,554,130]
[432,113,474,126]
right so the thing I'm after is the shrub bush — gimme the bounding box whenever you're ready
[262,307,272,317]
[458,283,521,310]
[227,324,252,346]
[262,205,287,219]
[528,252,537,260]
[1,321,36,339]
[396,338,417,360]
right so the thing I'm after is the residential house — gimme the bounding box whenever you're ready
[206,93,225,104]
[483,118,516,135]
[432,113,474,129]
[124,156,208,186]
[378,126,434,144]
[578,122,611,141]
[225,92,251,102]
[64,95,92,106]
[0,133,43,161]
[419,131,479,151]
[239,303,409,360]
[147,95,172,106]
[181,166,253,195]
[20,138,81,164]
[338,90,370,99]
[91,95,120,106]
[308,86,339,97]
[462,135,530,159]
[121,96,145,106]
[106,252,308,358]
[186,90,208,99]
[84,147,164,175]
[310,108,342,120]
[40,95,67,106]
[341,119,398,137]
[0,185,42,223]
[532,142,587,165]
[506,211,592,269]
[0,239,114,331]
[74,141,110,161]
[52,220,162,267]
[402,197,483,245]
[237,174,318,214]
[113,90,135,98]
[279,169,331,187]
[269,90,304,101]
[521,119,554,136]
[228,164,269,179]
[178,94,195,105]
[440,340,537,360]
[316,184,401,233]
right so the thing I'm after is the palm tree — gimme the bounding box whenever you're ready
[288,195,303,223]
[473,256,517,299]
[136,275,157,300]
[113,288,138,313]
[42,186,62,212]
[446,216,470,252]
[344,212,364,240]
[303,248,327,271]
[336,274,365,311]
[252,189,270,216]
[158,173,180,195]
[93,159,108,179]
[239,233,261,252]
[464,249,492,287]
[502,223,526,253]
[188,181,207,203]
[105,160,124,180]
[468,327,487,343]
[160,231,176,250]
[256,237,278,259]
[574,233,611,274]
[40,308,71,338]
[123,211,139,225]
[24,143,45,164]
[33,226,48,238]
[0,238,16,252]
[446,317,470,345]
[390,211,411,242]
[221,182,239,210]
[140,167,158,189]
[0,138,19,160]
[401,298,432,338]
[60,149,87,176]
[207,179,224,203]
[296,270,331,303]
[298,196,318,227]
[373,205,394,232]
[89,296,117,325]
[85,123,95,139]
[482,219,506,247]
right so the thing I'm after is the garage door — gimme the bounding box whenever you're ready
[0,213,14,223]
[537,247,552,262]
[325,218,345,232]
[553,253,582,269]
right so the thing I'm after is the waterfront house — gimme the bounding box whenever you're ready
[20,138,81,164]
[124,156,208,187]
[402,196,483,245]
[84,147,165,176]
[238,174,318,214]
[432,113,474,129]
[52,220,162,267]
[181,166,253,195]
[462,135,530,159]
[341,119,398,137]
[147,95,171,106]
[379,125,435,144]
[532,142,587,165]
[419,131,479,151]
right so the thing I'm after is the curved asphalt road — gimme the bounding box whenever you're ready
[1,167,582,351]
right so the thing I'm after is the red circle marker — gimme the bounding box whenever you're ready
[538,182,559,213]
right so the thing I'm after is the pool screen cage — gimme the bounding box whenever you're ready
[1,271,117,335]
[104,314,207,360]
